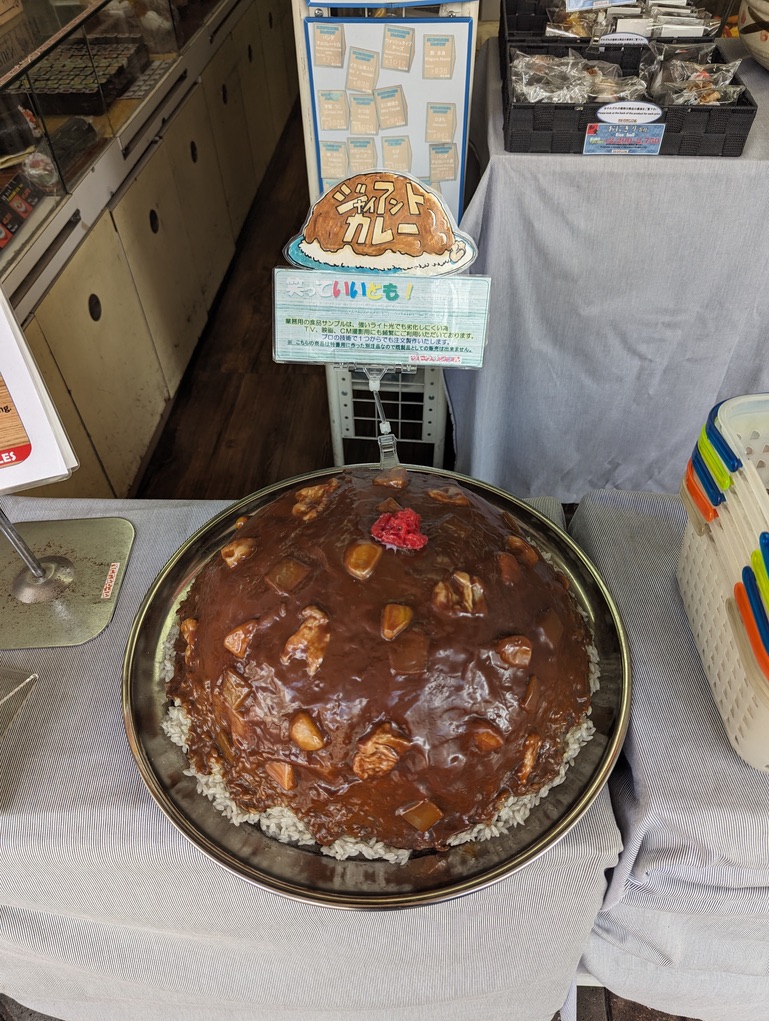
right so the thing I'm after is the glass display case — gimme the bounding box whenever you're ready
[0,0,224,274]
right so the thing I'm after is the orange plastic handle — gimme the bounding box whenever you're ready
[685,459,718,523]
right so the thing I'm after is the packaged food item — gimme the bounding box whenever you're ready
[21,149,59,192]
[510,50,593,103]
[511,49,645,104]
[509,44,743,108]
[650,56,745,104]
[545,7,605,39]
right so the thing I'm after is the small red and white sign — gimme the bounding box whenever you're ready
[0,442,32,466]
[101,562,121,600]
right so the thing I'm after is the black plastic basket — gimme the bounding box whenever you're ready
[501,42,758,156]
[498,0,551,74]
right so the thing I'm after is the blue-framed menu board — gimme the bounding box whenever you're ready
[305,16,474,221]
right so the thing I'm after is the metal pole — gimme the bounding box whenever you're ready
[0,506,45,579]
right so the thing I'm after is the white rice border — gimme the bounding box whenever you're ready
[161,654,598,866]
[297,237,474,274]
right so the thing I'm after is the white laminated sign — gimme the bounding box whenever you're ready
[278,171,489,370]
[0,290,76,494]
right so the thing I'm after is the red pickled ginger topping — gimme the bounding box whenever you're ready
[370,507,428,550]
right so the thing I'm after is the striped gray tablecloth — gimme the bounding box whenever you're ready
[0,494,621,1021]
[445,40,769,504]
[572,490,769,1020]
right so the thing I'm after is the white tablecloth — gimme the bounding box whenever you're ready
[445,41,769,502]
[570,490,769,1020]
[0,494,621,1021]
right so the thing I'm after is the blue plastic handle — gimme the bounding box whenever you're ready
[742,565,769,655]
[706,403,742,472]
[691,444,725,506]
[760,532,769,570]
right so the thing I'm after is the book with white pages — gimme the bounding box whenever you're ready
[0,288,77,496]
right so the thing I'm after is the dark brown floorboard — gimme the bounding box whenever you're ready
[136,109,334,500]
[134,106,702,1021]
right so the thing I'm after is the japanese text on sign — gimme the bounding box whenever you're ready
[273,268,490,368]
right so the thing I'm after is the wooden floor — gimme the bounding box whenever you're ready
[136,109,333,501]
[135,107,697,1021]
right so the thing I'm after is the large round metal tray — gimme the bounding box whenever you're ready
[123,465,630,909]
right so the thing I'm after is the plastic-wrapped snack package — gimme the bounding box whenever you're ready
[640,40,717,90]
[650,56,743,103]
[545,6,605,39]
[588,74,649,101]
[648,7,722,36]
[667,58,742,86]
[583,57,624,79]
[510,50,593,103]
[657,80,745,103]
[648,40,718,62]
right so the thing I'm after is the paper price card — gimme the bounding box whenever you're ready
[584,122,665,154]
[0,370,31,467]
[273,268,490,369]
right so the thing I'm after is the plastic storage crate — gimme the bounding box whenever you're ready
[498,0,732,74]
[501,42,758,156]
[676,395,769,772]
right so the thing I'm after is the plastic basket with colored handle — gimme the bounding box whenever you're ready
[677,521,769,771]
[676,395,769,771]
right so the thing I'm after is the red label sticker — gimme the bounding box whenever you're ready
[101,562,121,599]
[0,442,32,466]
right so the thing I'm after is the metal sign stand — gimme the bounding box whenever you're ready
[362,365,401,468]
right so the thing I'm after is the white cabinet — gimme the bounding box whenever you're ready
[33,213,170,497]
[235,0,277,185]
[162,83,236,312]
[110,141,208,397]
[280,0,299,110]
[21,317,114,498]
[255,0,294,142]
[10,0,297,499]
[202,33,257,238]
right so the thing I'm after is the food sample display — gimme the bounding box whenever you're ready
[508,43,747,107]
[14,35,151,116]
[164,468,598,862]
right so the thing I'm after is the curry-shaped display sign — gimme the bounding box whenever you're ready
[284,171,477,276]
